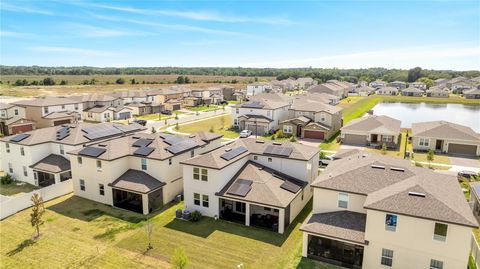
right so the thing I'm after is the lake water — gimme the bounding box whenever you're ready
[371,102,480,132]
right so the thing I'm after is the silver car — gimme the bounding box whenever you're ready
[239,130,252,138]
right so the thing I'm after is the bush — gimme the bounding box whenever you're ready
[289,135,297,142]
[276,130,286,139]
[190,210,202,222]
[270,134,276,140]
[1,174,13,185]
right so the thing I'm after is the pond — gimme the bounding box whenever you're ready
[371,102,480,132]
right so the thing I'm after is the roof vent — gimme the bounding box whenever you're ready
[256,140,265,143]
[362,154,368,158]
[371,164,385,170]
[273,142,282,146]
[98,144,107,147]
[390,167,405,172]
[408,191,426,198]
[225,148,232,152]
[189,135,196,138]
[132,136,140,139]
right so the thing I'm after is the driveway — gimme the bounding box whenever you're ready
[449,156,480,168]
[340,144,367,150]
[298,138,322,148]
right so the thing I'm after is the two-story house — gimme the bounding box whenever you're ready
[232,93,292,135]
[301,152,477,269]
[13,97,82,128]
[411,81,427,91]
[388,81,406,90]
[369,80,387,89]
[0,103,35,135]
[71,94,132,122]
[280,97,342,140]
[181,138,319,233]
[308,81,350,99]
[0,122,144,187]
[448,77,473,94]
[246,82,273,96]
[68,132,222,214]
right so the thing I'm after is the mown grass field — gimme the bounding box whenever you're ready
[175,114,240,139]
[0,194,340,269]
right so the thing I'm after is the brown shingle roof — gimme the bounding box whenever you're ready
[341,115,401,135]
[30,154,71,173]
[412,121,480,141]
[0,103,15,110]
[109,169,165,193]
[13,97,79,107]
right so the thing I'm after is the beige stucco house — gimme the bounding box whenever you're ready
[376,87,398,96]
[401,87,423,97]
[340,115,401,148]
[426,86,449,98]
[464,88,480,99]
[0,103,35,135]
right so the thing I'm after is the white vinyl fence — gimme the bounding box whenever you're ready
[471,232,480,269]
[0,179,73,220]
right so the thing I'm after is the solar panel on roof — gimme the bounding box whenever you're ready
[280,180,301,193]
[241,101,264,109]
[164,135,184,145]
[132,139,153,147]
[78,147,106,157]
[220,146,248,161]
[166,139,197,154]
[263,145,293,157]
[133,147,154,156]
[227,179,253,197]
[9,133,30,142]
[56,132,69,140]
[82,125,123,140]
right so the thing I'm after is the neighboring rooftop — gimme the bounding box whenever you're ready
[13,97,79,107]
[412,121,480,141]
[109,169,165,194]
[341,115,401,135]
[30,154,71,173]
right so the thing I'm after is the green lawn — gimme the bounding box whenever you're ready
[0,181,39,196]
[0,194,340,269]
[176,114,240,139]
[187,105,223,112]
[135,114,174,121]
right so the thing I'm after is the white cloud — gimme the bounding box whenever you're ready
[0,3,54,15]
[65,23,145,38]
[27,46,119,57]
[0,31,34,38]
[179,40,224,46]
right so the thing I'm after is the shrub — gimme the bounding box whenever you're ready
[270,134,276,140]
[1,174,13,185]
[171,248,189,269]
[276,130,286,139]
[209,126,214,132]
[190,210,202,222]
[289,135,297,142]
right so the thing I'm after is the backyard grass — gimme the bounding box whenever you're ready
[135,113,175,121]
[0,181,39,196]
[186,105,224,112]
[175,114,240,139]
[0,194,340,269]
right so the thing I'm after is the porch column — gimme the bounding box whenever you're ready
[302,233,309,257]
[54,174,61,184]
[278,209,285,234]
[245,203,250,226]
[142,193,149,215]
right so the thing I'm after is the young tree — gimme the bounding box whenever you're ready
[175,122,179,130]
[427,149,435,167]
[175,113,179,120]
[171,248,188,269]
[30,193,45,239]
[381,143,387,155]
[151,127,157,133]
[144,218,154,251]
[209,126,214,132]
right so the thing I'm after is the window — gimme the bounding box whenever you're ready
[190,150,194,157]
[74,104,79,110]
[77,156,82,166]
[201,168,208,181]
[193,193,200,205]
[267,110,271,117]
[169,158,172,165]
[61,105,65,109]
[235,202,245,213]
[234,119,238,126]
[434,223,448,242]
[202,195,209,207]
[382,136,393,142]
[96,160,102,171]
[44,107,49,114]
[268,157,272,162]
[8,163,13,173]
[338,192,348,208]
[99,184,105,196]
[263,207,271,211]
[419,138,430,147]
[430,259,443,269]
[14,109,18,115]
[283,125,293,134]
[141,159,147,170]
[6,143,10,153]
[235,108,239,114]
[381,248,393,267]
[20,146,24,156]
[80,179,85,191]
[193,167,200,180]
[59,144,64,155]
[23,166,28,176]
[253,155,258,161]
[385,214,398,232]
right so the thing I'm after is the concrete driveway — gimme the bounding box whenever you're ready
[449,156,480,168]
[298,138,322,148]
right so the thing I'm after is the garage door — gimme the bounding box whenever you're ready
[11,124,33,135]
[247,124,265,135]
[343,134,367,145]
[118,112,131,120]
[54,119,72,126]
[448,143,477,156]
[172,104,181,111]
[304,130,325,139]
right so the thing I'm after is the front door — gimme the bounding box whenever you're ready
[436,140,443,150]
[371,134,378,143]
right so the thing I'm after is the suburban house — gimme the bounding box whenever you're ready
[181,138,319,233]
[297,77,317,89]
[307,81,350,99]
[0,103,35,135]
[426,86,449,98]
[434,78,449,87]
[401,87,423,97]
[411,81,427,91]
[232,93,292,135]
[350,86,375,96]
[185,87,224,106]
[412,121,480,156]
[13,97,82,128]
[221,86,238,101]
[448,77,473,93]
[375,87,398,96]
[464,88,480,99]
[369,80,387,89]
[246,82,273,96]
[111,90,163,115]
[357,81,368,87]
[0,122,144,187]
[71,94,132,122]
[279,97,342,140]
[270,79,297,92]
[295,92,340,106]
[388,81,406,90]
[301,152,477,269]
[340,115,401,148]
[68,132,223,215]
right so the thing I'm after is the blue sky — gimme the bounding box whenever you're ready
[1,0,479,70]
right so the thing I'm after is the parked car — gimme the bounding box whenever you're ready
[161,110,172,115]
[239,130,252,138]
[458,170,478,180]
[219,101,229,105]
[133,120,147,126]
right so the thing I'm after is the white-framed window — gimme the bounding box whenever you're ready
[283,125,293,134]
[77,156,82,166]
[430,259,443,269]
[190,150,195,158]
[385,214,398,232]
[382,136,393,142]
[433,223,447,242]
[99,184,105,196]
[61,105,65,109]
[169,158,172,165]
[193,167,200,180]
[8,163,13,173]
[235,108,239,114]
[200,168,208,181]
[14,109,18,115]
[253,155,258,161]
[23,166,28,177]
[381,248,393,267]
[96,160,102,171]
[193,193,200,205]
[80,179,85,191]
[419,138,430,147]
[44,107,49,114]
[338,192,349,208]
[59,144,64,155]
[267,110,271,117]
[202,195,209,207]
[268,157,272,162]
[141,158,147,170]
[234,119,238,126]
[1,110,5,117]
[74,104,79,110]
[6,143,10,153]
[20,146,24,156]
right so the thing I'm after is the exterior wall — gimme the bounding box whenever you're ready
[312,188,367,214]
[363,209,472,269]
[23,105,80,128]
[412,136,480,155]
[249,154,317,183]
[246,84,271,96]
[289,185,313,223]
[232,105,290,132]
[0,106,26,119]
[83,110,112,122]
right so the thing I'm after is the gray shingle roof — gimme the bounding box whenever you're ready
[30,154,71,173]
[412,121,480,141]
[341,115,401,135]
[109,169,165,193]
[13,97,79,107]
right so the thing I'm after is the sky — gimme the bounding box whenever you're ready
[0,0,479,70]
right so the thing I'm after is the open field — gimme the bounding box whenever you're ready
[0,194,339,269]
[174,114,240,139]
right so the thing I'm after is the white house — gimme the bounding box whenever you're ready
[181,138,319,233]
[246,82,273,96]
